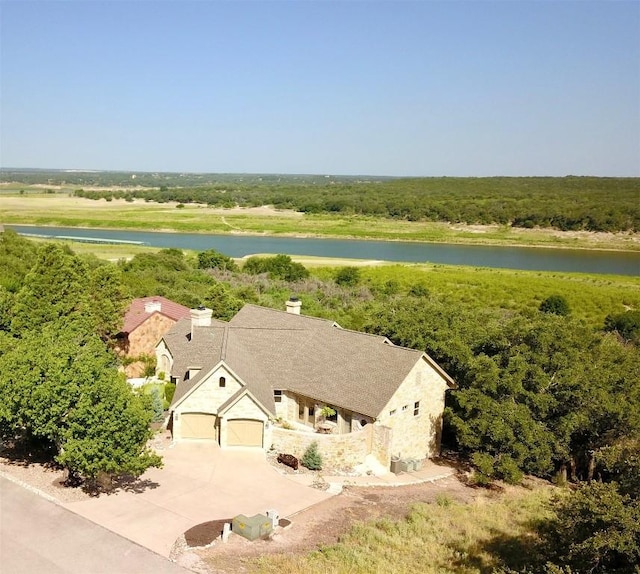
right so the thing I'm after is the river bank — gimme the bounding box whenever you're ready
[1,194,639,252]
[7,223,640,276]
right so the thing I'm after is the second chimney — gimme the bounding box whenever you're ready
[144,299,162,314]
[190,306,213,337]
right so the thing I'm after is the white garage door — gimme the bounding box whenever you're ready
[180,413,217,439]
[227,419,264,447]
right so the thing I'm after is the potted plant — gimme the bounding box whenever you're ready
[316,406,337,433]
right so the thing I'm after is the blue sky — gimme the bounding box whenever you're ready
[1,0,638,176]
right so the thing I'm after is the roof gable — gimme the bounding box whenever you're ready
[217,388,272,417]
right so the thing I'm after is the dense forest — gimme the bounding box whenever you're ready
[1,231,639,572]
[2,169,638,232]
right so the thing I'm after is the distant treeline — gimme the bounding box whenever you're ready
[71,176,640,233]
[3,169,637,232]
[0,168,380,188]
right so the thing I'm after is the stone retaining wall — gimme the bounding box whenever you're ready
[270,425,373,469]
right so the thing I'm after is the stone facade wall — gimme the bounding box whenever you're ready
[124,314,177,378]
[377,359,449,460]
[129,314,176,357]
[274,390,296,420]
[270,426,372,469]
[173,366,243,439]
[371,424,392,468]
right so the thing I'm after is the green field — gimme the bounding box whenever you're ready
[322,264,640,328]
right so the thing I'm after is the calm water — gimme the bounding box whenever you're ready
[7,225,640,276]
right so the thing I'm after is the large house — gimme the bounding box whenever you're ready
[157,299,456,469]
[117,296,191,378]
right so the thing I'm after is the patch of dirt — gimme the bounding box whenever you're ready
[0,441,91,503]
[185,519,234,548]
[194,475,480,573]
[0,194,303,217]
[0,434,169,502]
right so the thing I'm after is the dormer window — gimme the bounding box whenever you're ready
[219,376,226,388]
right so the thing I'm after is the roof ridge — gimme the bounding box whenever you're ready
[238,303,340,327]
[221,326,229,360]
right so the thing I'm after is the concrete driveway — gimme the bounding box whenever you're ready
[0,476,188,574]
[63,442,333,557]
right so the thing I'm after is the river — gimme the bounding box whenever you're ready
[7,225,640,276]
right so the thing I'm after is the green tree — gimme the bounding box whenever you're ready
[408,283,430,298]
[243,254,309,281]
[604,310,640,344]
[0,323,161,483]
[335,266,361,287]
[539,295,571,316]
[197,249,239,272]
[205,282,244,320]
[0,229,38,292]
[58,373,162,481]
[542,482,640,573]
[8,244,128,344]
[11,243,89,333]
[366,296,640,484]
[149,387,165,423]
[87,263,130,343]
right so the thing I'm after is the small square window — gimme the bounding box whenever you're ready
[414,401,420,416]
[402,405,409,412]
[389,409,397,416]
[274,390,282,403]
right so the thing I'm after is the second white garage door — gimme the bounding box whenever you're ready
[227,419,263,447]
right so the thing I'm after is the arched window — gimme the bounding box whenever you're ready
[219,376,226,388]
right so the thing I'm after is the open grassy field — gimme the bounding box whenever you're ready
[341,264,640,327]
[2,192,639,251]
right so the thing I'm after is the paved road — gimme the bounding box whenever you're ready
[0,477,188,574]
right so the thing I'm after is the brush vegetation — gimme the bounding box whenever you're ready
[251,486,555,574]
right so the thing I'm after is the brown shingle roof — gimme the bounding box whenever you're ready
[166,305,455,418]
[121,296,191,334]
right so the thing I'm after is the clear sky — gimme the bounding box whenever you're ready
[1,0,638,177]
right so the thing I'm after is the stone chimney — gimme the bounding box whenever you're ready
[144,299,162,314]
[190,306,213,337]
[286,297,301,315]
